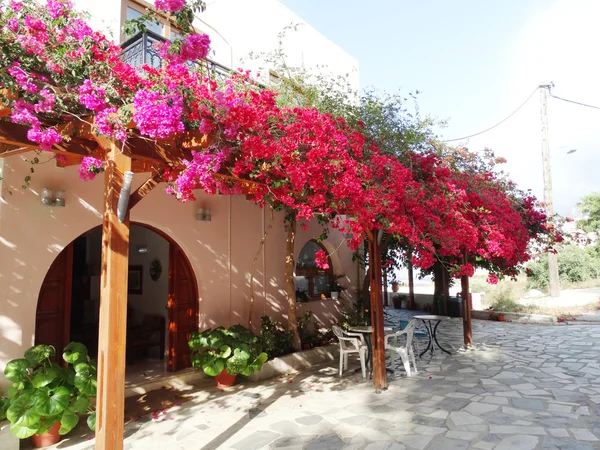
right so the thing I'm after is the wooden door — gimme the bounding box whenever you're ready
[167,245,198,372]
[35,244,73,355]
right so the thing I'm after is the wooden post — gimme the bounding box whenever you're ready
[95,140,131,450]
[407,249,415,309]
[367,230,387,391]
[461,250,472,347]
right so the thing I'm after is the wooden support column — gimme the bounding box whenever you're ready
[407,249,415,309]
[367,230,387,391]
[461,250,472,347]
[95,140,131,450]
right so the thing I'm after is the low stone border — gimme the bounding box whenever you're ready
[0,421,18,450]
[471,309,557,324]
[248,345,339,382]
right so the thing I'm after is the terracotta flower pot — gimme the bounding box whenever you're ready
[302,343,311,350]
[31,422,61,448]
[214,368,236,388]
[497,315,505,322]
[391,282,400,293]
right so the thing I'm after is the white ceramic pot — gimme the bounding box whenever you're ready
[331,292,339,300]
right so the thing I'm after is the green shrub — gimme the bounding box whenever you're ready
[257,316,293,358]
[490,296,524,313]
[527,244,600,291]
[188,325,268,377]
[341,296,369,329]
[298,312,318,347]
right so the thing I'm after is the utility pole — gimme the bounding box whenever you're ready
[539,84,560,297]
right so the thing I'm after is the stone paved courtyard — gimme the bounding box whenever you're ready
[30,314,600,450]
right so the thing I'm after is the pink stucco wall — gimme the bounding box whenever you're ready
[0,153,361,386]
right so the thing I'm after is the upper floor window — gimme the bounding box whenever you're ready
[122,1,182,42]
[295,240,333,301]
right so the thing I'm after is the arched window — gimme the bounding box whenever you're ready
[295,240,333,300]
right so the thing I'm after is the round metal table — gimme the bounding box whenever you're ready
[413,315,451,357]
[349,325,393,378]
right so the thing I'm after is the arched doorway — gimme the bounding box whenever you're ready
[35,223,198,372]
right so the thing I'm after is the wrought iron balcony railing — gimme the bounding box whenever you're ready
[120,31,232,83]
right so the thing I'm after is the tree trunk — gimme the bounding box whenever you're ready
[361,235,393,311]
[407,249,415,309]
[249,208,274,331]
[442,265,450,316]
[461,250,472,347]
[433,262,443,314]
[383,269,388,307]
[284,220,301,351]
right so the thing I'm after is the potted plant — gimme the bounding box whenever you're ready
[3,342,97,447]
[391,280,400,293]
[392,293,406,309]
[188,325,268,388]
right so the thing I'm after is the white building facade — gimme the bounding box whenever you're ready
[0,0,361,386]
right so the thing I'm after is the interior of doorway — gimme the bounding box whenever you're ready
[36,222,199,377]
[70,224,170,379]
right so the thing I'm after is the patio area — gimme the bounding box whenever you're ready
[25,315,600,450]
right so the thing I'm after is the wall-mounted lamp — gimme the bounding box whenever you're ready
[41,188,65,207]
[196,207,212,221]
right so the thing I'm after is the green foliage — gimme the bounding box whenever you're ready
[297,312,318,347]
[577,192,600,233]
[188,325,268,377]
[490,297,524,313]
[341,296,369,330]
[527,244,600,291]
[257,316,293,358]
[3,343,96,439]
[0,393,9,422]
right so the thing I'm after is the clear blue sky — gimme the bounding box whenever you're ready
[281,0,600,216]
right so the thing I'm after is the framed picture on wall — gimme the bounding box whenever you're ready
[128,265,143,295]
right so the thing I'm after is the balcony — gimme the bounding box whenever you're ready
[120,31,232,83]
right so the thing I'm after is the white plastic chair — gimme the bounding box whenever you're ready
[332,325,368,378]
[385,319,418,377]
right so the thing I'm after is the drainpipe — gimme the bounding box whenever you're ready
[117,171,134,223]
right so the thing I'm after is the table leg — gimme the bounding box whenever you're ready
[419,320,433,357]
[432,320,451,355]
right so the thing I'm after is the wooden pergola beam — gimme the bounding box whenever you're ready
[177,129,213,150]
[128,172,163,210]
[0,143,29,157]
[0,121,100,156]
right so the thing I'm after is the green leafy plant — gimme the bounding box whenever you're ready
[257,316,293,358]
[3,342,96,439]
[297,312,320,347]
[188,325,268,377]
[341,296,369,330]
[0,391,9,422]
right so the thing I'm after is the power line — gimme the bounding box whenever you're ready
[549,92,600,110]
[441,87,539,143]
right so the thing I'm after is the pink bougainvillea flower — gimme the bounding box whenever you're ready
[78,156,104,181]
[154,0,185,13]
[486,273,499,285]
[315,250,330,269]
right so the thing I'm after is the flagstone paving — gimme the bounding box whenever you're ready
[28,313,600,449]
